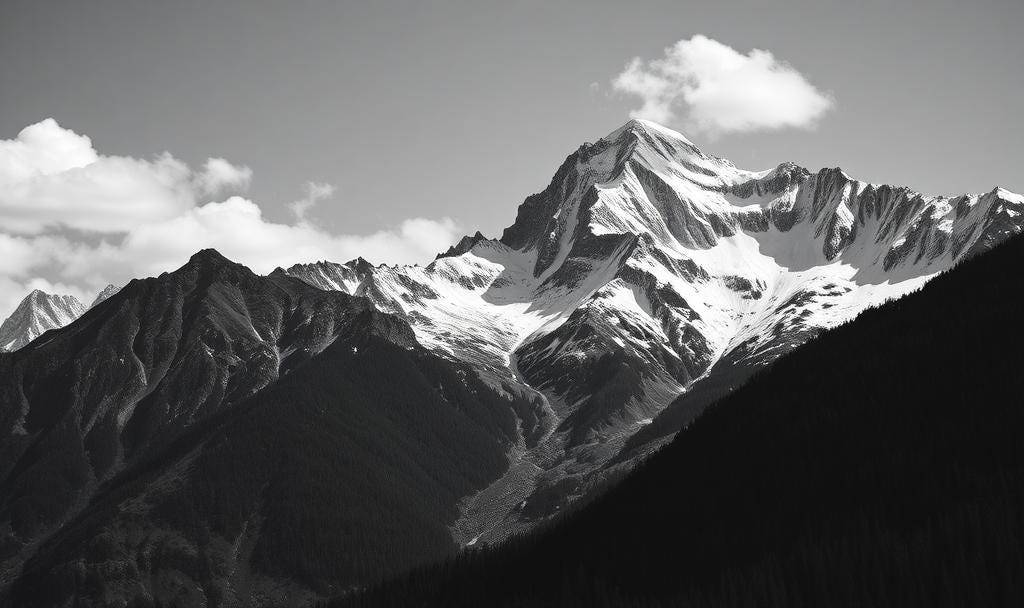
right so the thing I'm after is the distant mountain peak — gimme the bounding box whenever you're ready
[0,290,85,351]
[437,231,488,259]
[89,284,121,309]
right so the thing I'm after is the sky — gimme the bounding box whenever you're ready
[0,0,1022,316]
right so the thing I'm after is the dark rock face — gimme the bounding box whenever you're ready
[731,162,811,199]
[0,251,364,548]
[500,150,585,252]
[343,233,1024,608]
[4,119,1024,607]
[0,249,526,607]
[437,231,488,259]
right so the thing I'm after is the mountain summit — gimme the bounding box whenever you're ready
[2,119,1023,606]
[0,290,84,352]
[0,248,521,606]
[283,118,1024,542]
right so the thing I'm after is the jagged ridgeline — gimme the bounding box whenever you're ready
[282,119,1024,544]
[0,284,120,353]
[0,119,1022,606]
[0,250,531,606]
[0,290,85,352]
[333,232,1024,608]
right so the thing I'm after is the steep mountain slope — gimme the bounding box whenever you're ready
[0,250,526,607]
[0,290,85,352]
[337,233,1024,608]
[3,118,1021,607]
[283,119,1024,542]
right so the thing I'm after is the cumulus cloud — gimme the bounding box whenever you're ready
[0,120,198,235]
[195,157,253,196]
[612,35,833,136]
[0,118,97,180]
[52,198,459,281]
[0,233,50,277]
[0,119,462,318]
[0,122,251,236]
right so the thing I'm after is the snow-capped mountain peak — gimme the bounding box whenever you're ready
[0,290,85,352]
[278,118,1024,542]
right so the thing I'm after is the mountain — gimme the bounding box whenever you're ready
[89,284,121,308]
[281,118,1024,543]
[0,290,85,352]
[0,284,120,352]
[334,229,1024,608]
[0,250,526,607]
[2,119,1023,606]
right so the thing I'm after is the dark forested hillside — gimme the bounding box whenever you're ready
[338,234,1024,608]
[0,250,535,607]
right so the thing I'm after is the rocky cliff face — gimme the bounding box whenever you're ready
[283,119,1024,542]
[0,251,388,568]
[3,118,1022,606]
[0,249,523,606]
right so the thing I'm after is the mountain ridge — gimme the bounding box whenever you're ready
[282,118,1024,542]
[2,118,1023,606]
[0,290,85,352]
[0,245,527,606]
[336,226,1024,608]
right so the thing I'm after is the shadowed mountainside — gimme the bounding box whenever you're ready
[0,250,531,607]
[335,234,1024,607]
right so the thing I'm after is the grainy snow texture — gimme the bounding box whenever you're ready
[281,119,1024,543]
[0,290,85,352]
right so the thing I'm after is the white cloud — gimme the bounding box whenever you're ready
[289,181,336,224]
[0,122,253,236]
[0,118,97,180]
[0,121,194,235]
[0,119,462,319]
[0,233,49,277]
[612,35,833,136]
[0,152,200,234]
[54,197,459,281]
[195,157,253,196]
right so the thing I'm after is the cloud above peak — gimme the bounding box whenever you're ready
[0,119,462,318]
[196,157,253,197]
[612,35,834,137]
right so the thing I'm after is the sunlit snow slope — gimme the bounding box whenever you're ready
[281,119,1024,543]
[0,290,85,352]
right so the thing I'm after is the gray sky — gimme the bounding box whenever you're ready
[0,0,1021,314]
